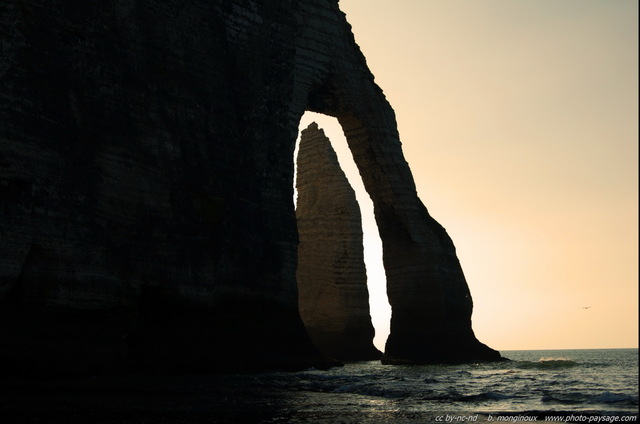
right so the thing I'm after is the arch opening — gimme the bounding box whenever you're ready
[294,111,390,357]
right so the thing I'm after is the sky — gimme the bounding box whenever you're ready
[297,0,638,352]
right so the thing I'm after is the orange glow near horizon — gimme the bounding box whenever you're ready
[297,0,638,352]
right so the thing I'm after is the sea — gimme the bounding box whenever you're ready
[1,348,638,423]
[219,348,639,423]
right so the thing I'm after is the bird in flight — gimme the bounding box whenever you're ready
[581,306,591,309]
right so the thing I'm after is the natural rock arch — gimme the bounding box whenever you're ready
[0,0,499,374]
[290,3,500,364]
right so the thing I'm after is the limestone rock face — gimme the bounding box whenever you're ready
[296,123,381,361]
[0,0,499,374]
[0,0,329,374]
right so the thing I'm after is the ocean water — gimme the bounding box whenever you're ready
[1,349,637,423]
[230,348,639,423]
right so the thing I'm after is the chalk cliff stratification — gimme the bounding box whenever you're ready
[296,123,381,361]
[0,0,499,374]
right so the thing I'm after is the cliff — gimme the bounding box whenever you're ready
[296,123,381,361]
[0,0,499,374]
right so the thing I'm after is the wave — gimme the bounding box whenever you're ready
[515,358,579,369]
[459,391,518,402]
[333,383,410,399]
[329,382,520,403]
[414,389,521,403]
[592,391,638,405]
[541,391,638,407]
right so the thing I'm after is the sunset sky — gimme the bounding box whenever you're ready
[297,0,638,352]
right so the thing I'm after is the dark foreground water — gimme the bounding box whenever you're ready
[1,349,637,423]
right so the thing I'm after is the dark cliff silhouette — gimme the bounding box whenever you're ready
[0,0,500,374]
